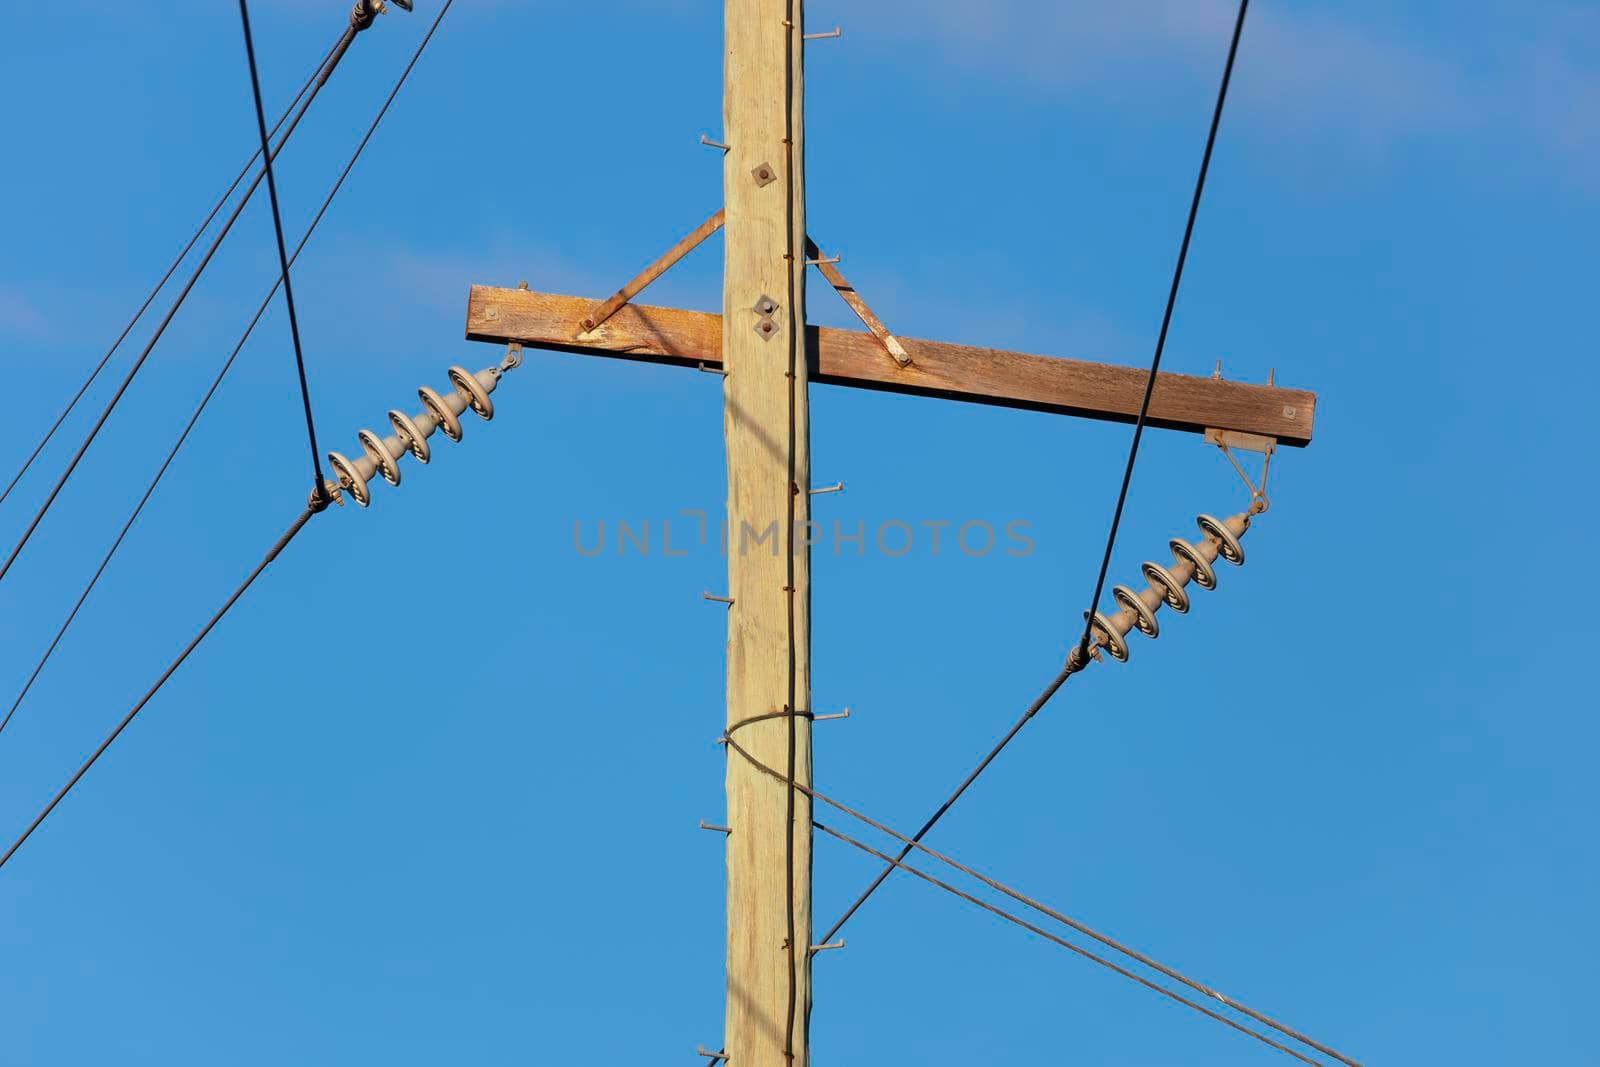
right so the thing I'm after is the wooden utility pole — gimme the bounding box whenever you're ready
[464,11,1319,1061]
[721,1,811,1064]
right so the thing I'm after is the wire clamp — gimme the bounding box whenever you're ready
[350,0,409,31]
[307,479,344,512]
[1205,427,1274,515]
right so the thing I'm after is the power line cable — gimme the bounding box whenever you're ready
[0,0,457,742]
[1072,0,1250,661]
[725,732,1362,1067]
[0,504,320,874]
[237,0,329,501]
[0,5,385,586]
[814,819,1327,1067]
[0,36,340,511]
[817,663,1073,945]
[817,0,1252,946]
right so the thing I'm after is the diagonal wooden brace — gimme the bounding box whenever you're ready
[804,237,911,368]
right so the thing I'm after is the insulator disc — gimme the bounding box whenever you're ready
[1140,561,1190,613]
[358,429,401,487]
[1197,513,1245,565]
[1170,538,1216,590]
[1113,585,1159,638]
[390,409,431,464]
[419,386,462,442]
[449,365,494,420]
[1086,611,1129,662]
[328,450,371,507]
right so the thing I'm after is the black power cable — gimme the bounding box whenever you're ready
[817,663,1073,945]
[818,0,1253,946]
[0,0,458,742]
[237,0,329,502]
[0,505,319,873]
[0,35,340,511]
[815,820,1328,1067]
[0,5,384,586]
[726,731,1363,1067]
[1074,0,1253,661]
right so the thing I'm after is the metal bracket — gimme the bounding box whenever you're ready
[1204,428,1277,456]
[752,294,781,341]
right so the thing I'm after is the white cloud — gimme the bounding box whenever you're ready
[850,0,1597,180]
[1517,9,1600,186]
[0,290,50,341]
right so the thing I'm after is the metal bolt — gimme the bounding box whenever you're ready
[752,162,777,187]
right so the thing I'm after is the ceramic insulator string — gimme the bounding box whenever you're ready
[326,363,507,507]
[1086,511,1250,663]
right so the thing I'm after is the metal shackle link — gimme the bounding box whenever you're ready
[1087,511,1251,663]
[327,364,502,507]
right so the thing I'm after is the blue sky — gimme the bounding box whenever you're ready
[1,1,1596,1063]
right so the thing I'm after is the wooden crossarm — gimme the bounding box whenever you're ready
[465,286,1316,446]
